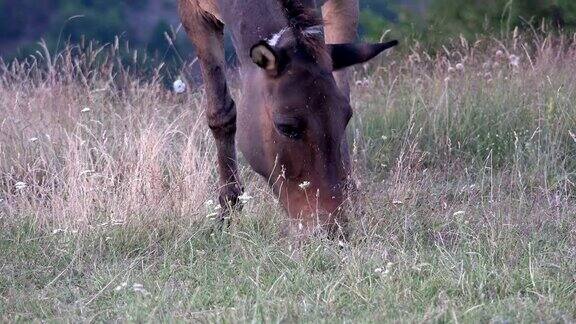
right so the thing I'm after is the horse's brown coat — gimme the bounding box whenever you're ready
[178,0,397,237]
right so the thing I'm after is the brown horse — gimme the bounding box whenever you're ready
[178,0,397,237]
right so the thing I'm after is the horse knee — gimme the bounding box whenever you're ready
[206,95,236,139]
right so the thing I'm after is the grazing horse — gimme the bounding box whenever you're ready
[178,0,397,237]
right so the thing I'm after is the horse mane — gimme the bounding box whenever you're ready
[277,0,326,59]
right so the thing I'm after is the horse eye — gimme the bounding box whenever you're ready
[275,123,303,140]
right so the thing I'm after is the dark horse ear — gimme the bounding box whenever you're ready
[328,40,399,71]
[250,41,286,76]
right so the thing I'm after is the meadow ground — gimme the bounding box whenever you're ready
[1,33,576,322]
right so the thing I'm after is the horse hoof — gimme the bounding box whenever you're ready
[217,183,243,228]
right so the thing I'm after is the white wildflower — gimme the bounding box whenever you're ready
[173,79,186,94]
[81,107,91,113]
[114,282,128,291]
[132,283,149,295]
[444,77,451,83]
[453,210,465,217]
[392,199,404,205]
[495,50,504,58]
[298,181,311,190]
[384,262,394,274]
[29,137,38,142]
[205,199,214,207]
[509,54,520,67]
[15,181,27,190]
[238,192,253,204]
[111,219,125,226]
[375,262,394,275]
[455,63,464,71]
[447,66,455,73]
[52,228,65,235]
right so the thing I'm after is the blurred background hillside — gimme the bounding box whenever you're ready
[0,0,575,66]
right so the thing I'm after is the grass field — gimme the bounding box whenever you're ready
[1,33,576,322]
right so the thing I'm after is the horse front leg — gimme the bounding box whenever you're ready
[180,3,243,224]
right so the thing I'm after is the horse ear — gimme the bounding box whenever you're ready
[328,40,398,71]
[250,41,283,75]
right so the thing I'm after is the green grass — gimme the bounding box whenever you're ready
[1,198,575,322]
[1,34,576,322]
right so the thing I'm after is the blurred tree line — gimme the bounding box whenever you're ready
[0,0,188,65]
[360,0,576,43]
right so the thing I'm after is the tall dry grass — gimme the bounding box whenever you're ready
[1,30,575,237]
[0,41,219,231]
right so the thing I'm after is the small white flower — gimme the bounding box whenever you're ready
[298,181,311,190]
[384,262,394,274]
[15,181,27,190]
[205,199,214,207]
[375,262,394,275]
[495,50,504,57]
[447,66,455,73]
[392,199,404,205]
[111,219,125,226]
[455,63,464,71]
[52,228,65,235]
[444,77,451,83]
[29,137,38,142]
[509,54,520,67]
[238,192,253,204]
[81,107,91,113]
[206,212,218,219]
[132,283,149,295]
[114,282,128,291]
[453,210,465,216]
[173,79,186,94]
